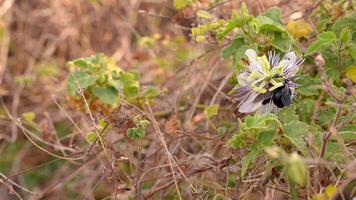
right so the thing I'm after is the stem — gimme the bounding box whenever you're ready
[319,106,342,158]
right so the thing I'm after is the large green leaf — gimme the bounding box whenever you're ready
[241,145,260,177]
[272,32,292,52]
[204,104,219,118]
[283,120,310,155]
[340,124,356,141]
[257,16,285,32]
[278,105,299,123]
[262,7,283,24]
[258,130,276,147]
[91,86,118,105]
[305,31,336,55]
[217,14,240,41]
[332,12,356,35]
[296,74,322,96]
[121,72,140,99]
[67,71,98,96]
[297,99,315,123]
[221,37,245,59]
[243,113,280,130]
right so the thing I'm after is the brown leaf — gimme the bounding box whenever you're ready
[165,114,179,134]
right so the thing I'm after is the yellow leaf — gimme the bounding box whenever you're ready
[325,184,337,198]
[22,112,36,123]
[195,35,207,42]
[346,66,356,83]
[286,20,313,39]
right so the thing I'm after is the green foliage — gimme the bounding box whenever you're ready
[305,31,337,55]
[66,54,160,110]
[192,3,297,73]
[85,131,97,144]
[283,120,311,156]
[127,117,150,139]
[127,127,145,139]
[204,104,219,118]
[85,119,110,144]
[296,75,322,96]
[91,86,118,105]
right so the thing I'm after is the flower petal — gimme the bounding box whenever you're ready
[245,49,263,73]
[237,72,250,86]
[245,49,257,62]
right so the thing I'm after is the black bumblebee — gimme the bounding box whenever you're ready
[262,83,292,108]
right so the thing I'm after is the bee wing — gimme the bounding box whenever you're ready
[257,100,275,114]
[233,85,275,113]
[281,85,292,107]
[238,92,262,113]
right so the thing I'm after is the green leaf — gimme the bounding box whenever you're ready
[204,104,219,118]
[122,72,140,99]
[86,131,97,144]
[324,142,347,162]
[234,44,258,63]
[144,86,162,98]
[229,133,246,148]
[340,26,352,44]
[289,180,298,200]
[196,10,213,19]
[297,99,315,122]
[243,113,280,130]
[221,37,245,59]
[217,11,243,41]
[317,17,332,32]
[127,127,145,139]
[241,144,261,177]
[262,7,283,24]
[317,108,336,128]
[305,31,336,55]
[257,16,285,32]
[340,124,356,141]
[278,105,299,123]
[283,120,309,155]
[22,112,36,123]
[258,130,276,147]
[296,75,322,96]
[332,12,356,34]
[67,71,98,96]
[91,86,118,105]
[137,119,150,129]
[98,118,110,130]
[272,32,292,52]
[346,44,356,60]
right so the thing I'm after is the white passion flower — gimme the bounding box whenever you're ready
[233,49,304,113]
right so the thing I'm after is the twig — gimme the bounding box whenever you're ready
[314,55,345,158]
[319,107,342,158]
[144,98,183,200]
